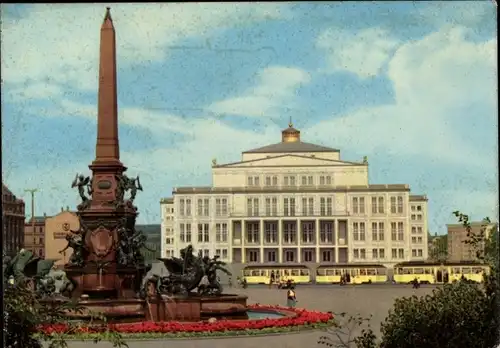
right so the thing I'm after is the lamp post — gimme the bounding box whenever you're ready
[24,189,38,251]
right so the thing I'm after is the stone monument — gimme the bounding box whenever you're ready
[59,8,149,319]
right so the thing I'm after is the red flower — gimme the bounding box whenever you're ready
[37,305,333,335]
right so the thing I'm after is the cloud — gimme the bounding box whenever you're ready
[4,107,280,223]
[316,27,399,78]
[207,66,311,117]
[433,189,499,227]
[1,3,289,92]
[309,26,497,168]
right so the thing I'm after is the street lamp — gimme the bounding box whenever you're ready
[24,187,60,256]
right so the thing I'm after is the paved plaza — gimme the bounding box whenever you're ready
[63,285,437,348]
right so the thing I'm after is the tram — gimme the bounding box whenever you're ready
[393,261,490,284]
[316,264,388,284]
[242,264,311,285]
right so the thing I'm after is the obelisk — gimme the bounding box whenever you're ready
[95,7,120,163]
[89,7,127,206]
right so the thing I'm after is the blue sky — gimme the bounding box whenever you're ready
[1,2,497,233]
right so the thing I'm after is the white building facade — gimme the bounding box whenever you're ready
[161,124,428,267]
[160,198,175,258]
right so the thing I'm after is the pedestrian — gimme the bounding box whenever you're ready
[270,271,275,289]
[286,285,297,308]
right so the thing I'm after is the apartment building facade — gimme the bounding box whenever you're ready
[161,124,429,267]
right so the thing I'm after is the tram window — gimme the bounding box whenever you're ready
[243,270,252,276]
[284,270,290,276]
[424,268,431,274]
[359,269,367,276]
[378,268,387,275]
[462,268,471,274]
[403,268,412,274]
[300,269,309,276]
[261,270,269,276]
[367,269,376,275]
[334,269,342,276]
[396,268,403,274]
[251,270,260,276]
[291,269,299,276]
[452,267,460,274]
[326,269,335,276]
[350,269,358,276]
[472,267,483,274]
[317,270,326,276]
[414,268,424,274]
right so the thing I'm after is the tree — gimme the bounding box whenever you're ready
[3,251,127,348]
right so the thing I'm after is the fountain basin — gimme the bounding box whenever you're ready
[145,293,248,322]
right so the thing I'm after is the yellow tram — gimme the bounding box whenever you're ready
[242,264,311,285]
[393,261,490,284]
[316,264,388,284]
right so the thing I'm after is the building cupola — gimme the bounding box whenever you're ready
[281,118,300,143]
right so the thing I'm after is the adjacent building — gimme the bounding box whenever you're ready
[160,198,175,258]
[44,209,80,267]
[161,124,429,267]
[24,215,48,258]
[2,183,25,256]
[447,221,495,262]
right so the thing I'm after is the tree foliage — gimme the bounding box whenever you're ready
[3,256,128,348]
[379,282,496,348]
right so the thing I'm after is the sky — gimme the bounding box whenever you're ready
[1,2,497,233]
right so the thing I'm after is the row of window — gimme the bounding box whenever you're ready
[353,222,405,242]
[410,214,424,221]
[248,197,335,217]
[353,248,424,260]
[164,248,229,259]
[177,195,423,218]
[175,221,425,245]
[247,175,333,187]
[178,223,229,243]
[352,196,406,214]
[243,221,338,244]
[247,249,321,262]
[178,198,228,217]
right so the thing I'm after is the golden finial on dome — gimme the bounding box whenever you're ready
[282,119,300,143]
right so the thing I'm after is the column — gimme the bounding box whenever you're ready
[296,218,301,263]
[334,219,339,263]
[278,218,283,263]
[334,219,339,245]
[315,218,320,263]
[259,219,264,263]
[241,219,246,263]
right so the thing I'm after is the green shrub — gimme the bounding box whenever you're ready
[379,282,496,348]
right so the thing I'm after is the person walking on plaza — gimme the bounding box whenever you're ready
[286,285,297,308]
[270,271,275,289]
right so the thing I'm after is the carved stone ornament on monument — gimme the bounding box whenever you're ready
[89,226,115,258]
[62,223,70,231]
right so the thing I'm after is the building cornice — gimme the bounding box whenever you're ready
[172,184,411,195]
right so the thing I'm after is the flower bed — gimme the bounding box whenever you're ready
[38,304,335,339]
